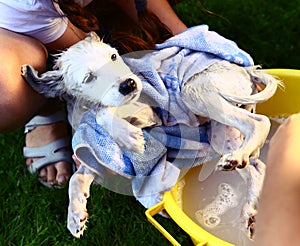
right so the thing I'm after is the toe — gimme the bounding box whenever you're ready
[56,161,73,185]
[39,167,47,182]
[25,157,33,167]
[46,164,57,185]
[38,162,73,187]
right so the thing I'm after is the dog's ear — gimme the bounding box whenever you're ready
[21,64,65,98]
[85,32,101,42]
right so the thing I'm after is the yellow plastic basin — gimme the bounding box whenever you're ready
[146,69,300,246]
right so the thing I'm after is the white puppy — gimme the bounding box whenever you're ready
[22,31,282,239]
[22,32,144,153]
[21,32,145,237]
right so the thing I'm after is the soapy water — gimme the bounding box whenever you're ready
[182,163,251,245]
[181,119,283,245]
[195,183,238,228]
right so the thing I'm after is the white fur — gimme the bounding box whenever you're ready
[54,32,142,107]
[182,60,281,238]
[22,32,281,239]
[182,61,281,168]
[21,32,146,238]
[22,32,145,153]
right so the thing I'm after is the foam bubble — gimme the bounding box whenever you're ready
[195,183,238,228]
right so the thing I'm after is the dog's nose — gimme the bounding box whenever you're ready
[119,78,137,96]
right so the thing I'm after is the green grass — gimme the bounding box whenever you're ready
[0,130,192,245]
[1,1,299,245]
[174,0,300,69]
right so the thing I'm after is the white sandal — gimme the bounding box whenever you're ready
[23,110,74,188]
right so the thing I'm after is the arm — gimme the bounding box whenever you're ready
[254,113,300,244]
[48,0,187,52]
[116,0,187,35]
[147,0,187,34]
[46,20,87,52]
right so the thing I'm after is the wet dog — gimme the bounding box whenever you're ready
[22,31,281,239]
[21,32,145,237]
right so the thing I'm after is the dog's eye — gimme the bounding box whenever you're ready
[111,53,117,61]
[83,72,97,84]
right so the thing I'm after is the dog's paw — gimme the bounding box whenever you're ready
[67,207,88,238]
[130,127,145,153]
[241,202,257,239]
[216,152,249,171]
[239,159,265,240]
[67,194,89,238]
[114,124,145,153]
[247,215,256,239]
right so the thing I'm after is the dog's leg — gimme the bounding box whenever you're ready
[182,83,270,168]
[182,71,269,240]
[67,165,95,238]
[208,121,243,170]
[21,64,65,98]
[216,110,270,169]
[238,158,266,239]
[96,107,145,153]
[208,120,266,239]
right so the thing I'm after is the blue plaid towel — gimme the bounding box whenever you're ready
[72,25,253,208]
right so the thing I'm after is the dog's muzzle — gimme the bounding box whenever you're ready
[119,78,137,96]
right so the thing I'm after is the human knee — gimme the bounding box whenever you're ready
[0,30,49,132]
[0,66,48,132]
[0,28,48,75]
[0,89,46,132]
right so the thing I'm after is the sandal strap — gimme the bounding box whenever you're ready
[24,110,67,133]
[24,138,73,174]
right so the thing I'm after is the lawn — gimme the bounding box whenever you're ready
[174,0,300,69]
[0,1,299,245]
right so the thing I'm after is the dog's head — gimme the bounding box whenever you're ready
[22,32,142,107]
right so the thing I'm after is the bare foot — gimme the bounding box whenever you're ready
[25,120,73,186]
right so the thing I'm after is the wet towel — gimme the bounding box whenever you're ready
[71,25,253,208]
[124,25,253,127]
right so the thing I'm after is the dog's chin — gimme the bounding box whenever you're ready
[107,93,140,107]
[124,91,141,104]
[78,90,141,109]
[111,92,141,107]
